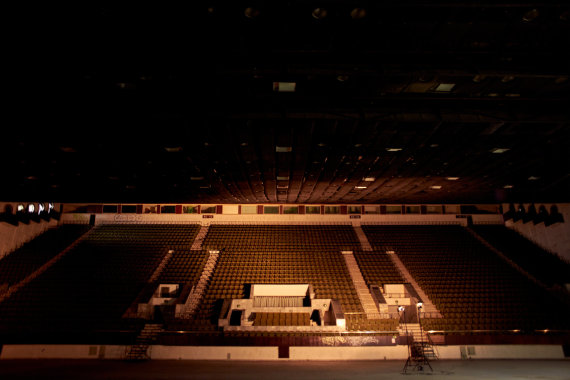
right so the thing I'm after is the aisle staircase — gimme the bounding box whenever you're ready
[191,225,210,250]
[176,250,219,318]
[342,251,381,318]
[386,251,442,318]
[125,323,164,361]
[353,226,373,251]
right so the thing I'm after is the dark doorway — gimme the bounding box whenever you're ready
[230,310,243,326]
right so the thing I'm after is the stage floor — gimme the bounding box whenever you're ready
[0,359,569,379]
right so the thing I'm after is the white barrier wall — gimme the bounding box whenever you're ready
[150,346,279,360]
[437,345,565,360]
[1,345,564,360]
[289,346,408,360]
[0,345,128,359]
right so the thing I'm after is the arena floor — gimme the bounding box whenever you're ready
[0,359,569,380]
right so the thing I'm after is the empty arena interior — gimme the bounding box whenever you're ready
[1,1,570,378]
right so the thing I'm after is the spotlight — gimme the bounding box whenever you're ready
[398,306,405,312]
[416,302,423,310]
[16,204,30,224]
[535,205,548,225]
[27,203,35,214]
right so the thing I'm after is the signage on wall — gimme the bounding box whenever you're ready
[350,215,361,219]
[202,215,214,219]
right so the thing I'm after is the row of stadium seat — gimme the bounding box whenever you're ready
[362,225,570,331]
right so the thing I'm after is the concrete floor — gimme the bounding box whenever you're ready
[0,359,568,380]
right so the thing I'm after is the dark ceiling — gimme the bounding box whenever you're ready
[3,1,570,204]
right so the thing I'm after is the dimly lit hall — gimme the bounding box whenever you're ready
[1,1,569,378]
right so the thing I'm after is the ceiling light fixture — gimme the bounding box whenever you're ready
[350,8,366,19]
[491,148,510,154]
[276,146,292,152]
[244,7,260,19]
[501,75,515,83]
[273,82,296,92]
[434,83,455,92]
[386,148,403,152]
[355,186,367,189]
[446,177,460,181]
[522,8,539,22]
[312,8,327,20]
[504,185,513,189]
[363,177,375,182]
[472,75,486,83]
[430,185,442,189]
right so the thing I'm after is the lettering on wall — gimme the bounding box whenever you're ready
[114,214,143,222]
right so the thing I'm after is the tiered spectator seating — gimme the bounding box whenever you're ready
[345,314,399,332]
[253,312,311,326]
[173,225,371,332]
[0,225,91,287]
[176,248,362,332]
[158,250,208,285]
[362,225,570,333]
[472,225,570,287]
[0,224,200,333]
[352,250,404,287]
[203,225,361,252]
